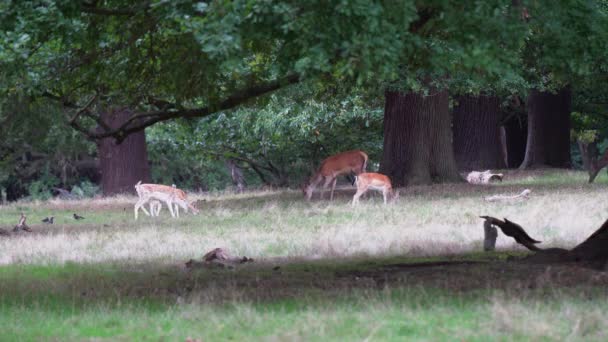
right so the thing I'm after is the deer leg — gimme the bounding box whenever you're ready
[329,177,338,201]
[320,176,332,200]
[165,200,176,218]
[174,203,180,218]
[134,197,150,220]
[352,187,368,206]
[149,202,156,217]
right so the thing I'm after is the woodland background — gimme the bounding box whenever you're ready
[1,0,607,201]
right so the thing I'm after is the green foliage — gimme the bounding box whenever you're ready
[2,1,608,198]
[70,181,100,199]
[146,82,384,188]
[26,169,59,201]
[0,95,96,200]
[146,122,231,190]
[523,0,608,90]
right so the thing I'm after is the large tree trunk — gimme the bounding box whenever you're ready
[380,89,462,187]
[568,218,608,268]
[97,108,151,195]
[502,115,527,168]
[520,87,571,169]
[453,95,505,171]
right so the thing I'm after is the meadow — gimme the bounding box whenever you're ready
[2,169,608,341]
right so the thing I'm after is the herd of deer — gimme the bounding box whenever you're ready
[134,149,398,220]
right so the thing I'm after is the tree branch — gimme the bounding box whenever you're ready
[69,94,97,124]
[75,73,300,142]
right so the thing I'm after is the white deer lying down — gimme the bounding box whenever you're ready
[352,172,399,206]
[134,181,199,219]
[466,170,504,184]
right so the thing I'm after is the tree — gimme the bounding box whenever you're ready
[520,87,572,168]
[519,0,608,169]
[381,89,460,186]
[452,95,505,170]
[380,1,528,185]
[0,0,415,193]
[97,108,151,195]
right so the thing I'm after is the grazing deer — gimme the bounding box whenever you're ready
[134,181,199,219]
[351,172,398,206]
[303,150,368,201]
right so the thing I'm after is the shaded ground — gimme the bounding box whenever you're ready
[3,253,608,306]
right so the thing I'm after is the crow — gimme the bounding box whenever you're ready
[42,216,54,224]
[73,213,85,220]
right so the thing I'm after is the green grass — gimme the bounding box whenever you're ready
[1,254,608,341]
[2,169,608,340]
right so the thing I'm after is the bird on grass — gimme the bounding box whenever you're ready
[73,213,85,220]
[13,213,33,233]
[480,216,542,251]
[42,216,54,224]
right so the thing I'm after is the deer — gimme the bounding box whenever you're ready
[134,181,199,220]
[303,150,368,201]
[351,172,398,206]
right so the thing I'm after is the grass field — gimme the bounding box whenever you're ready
[2,169,608,341]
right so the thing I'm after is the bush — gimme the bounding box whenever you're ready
[27,172,59,201]
[70,181,100,198]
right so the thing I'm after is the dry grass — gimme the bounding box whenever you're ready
[1,170,607,265]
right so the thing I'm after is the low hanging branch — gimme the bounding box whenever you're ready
[61,74,300,143]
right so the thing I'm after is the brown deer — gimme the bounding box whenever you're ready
[303,150,368,201]
[351,173,398,206]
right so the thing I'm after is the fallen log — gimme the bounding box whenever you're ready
[484,189,531,202]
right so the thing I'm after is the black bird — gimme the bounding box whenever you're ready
[480,216,542,251]
[42,216,54,224]
[73,213,85,220]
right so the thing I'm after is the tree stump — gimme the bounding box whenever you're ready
[483,219,498,251]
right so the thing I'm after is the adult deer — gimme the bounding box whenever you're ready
[303,150,368,201]
[134,181,199,219]
[351,172,398,206]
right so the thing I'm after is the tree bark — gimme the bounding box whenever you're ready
[97,108,151,195]
[520,87,572,169]
[453,95,505,171]
[380,89,462,186]
[568,218,608,268]
[226,159,246,192]
[577,140,608,183]
[502,115,527,168]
